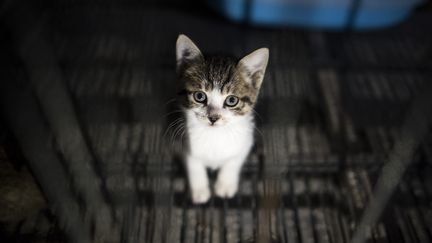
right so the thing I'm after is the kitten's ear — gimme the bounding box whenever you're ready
[238,48,269,89]
[176,34,203,69]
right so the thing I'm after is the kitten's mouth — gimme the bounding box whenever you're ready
[206,120,222,127]
[208,122,218,127]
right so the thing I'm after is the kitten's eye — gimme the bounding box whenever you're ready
[225,95,239,107]
[193,91,207,103]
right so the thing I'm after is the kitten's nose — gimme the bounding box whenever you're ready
[208,115,220,124]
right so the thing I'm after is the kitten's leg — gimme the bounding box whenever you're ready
[186,156,210,204]
[215,156,246,198]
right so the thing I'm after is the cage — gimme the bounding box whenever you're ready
[0,0,432,243]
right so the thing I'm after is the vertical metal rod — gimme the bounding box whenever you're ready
[5,0,111,226]
[350,82,432,243]
[2,2,115,241]
[0,76,91,243]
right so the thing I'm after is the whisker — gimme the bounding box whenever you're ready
[163,118,185,139]
[253,124,264,139]
[173,124,185,142]
[180,128,186,148]
[164,98,177,107]
[160,109,184,119]
[251,108,263,122]
[172,125,186,151]
[164,118,184,135]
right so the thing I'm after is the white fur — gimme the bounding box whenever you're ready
[176,35,268,204]
[185,90,254,203]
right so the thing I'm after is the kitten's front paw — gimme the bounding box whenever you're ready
[191,186,211,204]
[214,179,238,198]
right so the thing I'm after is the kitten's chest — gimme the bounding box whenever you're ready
[188,123,253,168]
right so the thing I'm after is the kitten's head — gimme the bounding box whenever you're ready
[176,34,269,127]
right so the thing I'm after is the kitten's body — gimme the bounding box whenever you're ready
[186,110,254,202]
[175,35,268,203]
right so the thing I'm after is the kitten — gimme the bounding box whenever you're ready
[175,34,269,204]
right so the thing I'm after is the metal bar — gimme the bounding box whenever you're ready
[0,72,91,243]
[289,171,304,243]
[3,1,112,229]
[405,179,432,243]
[351,82,432,243]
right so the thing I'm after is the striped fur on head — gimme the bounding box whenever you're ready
[176,34,268,121]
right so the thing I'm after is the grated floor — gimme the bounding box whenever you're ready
[1,1,432,242]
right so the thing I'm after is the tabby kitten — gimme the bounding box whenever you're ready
[176,34,269,204]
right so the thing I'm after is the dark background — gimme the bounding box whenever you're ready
[1,0,432,243]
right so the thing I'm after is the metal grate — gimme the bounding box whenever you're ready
[1,1,432,243]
